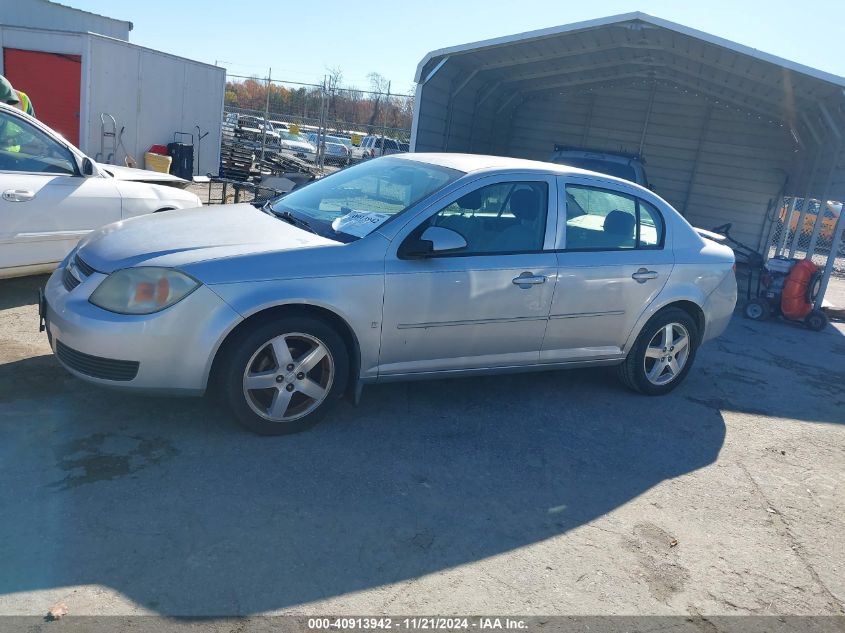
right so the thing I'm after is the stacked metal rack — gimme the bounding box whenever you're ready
[219,120,254,180]
[219,117,321,182]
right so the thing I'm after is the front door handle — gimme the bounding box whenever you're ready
[632,268,658,283]
[512,272,547,288]
[2,189,35,202]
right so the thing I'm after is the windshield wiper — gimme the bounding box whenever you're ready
[271,207,318,234]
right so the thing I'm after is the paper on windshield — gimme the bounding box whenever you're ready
[331,210,391,237]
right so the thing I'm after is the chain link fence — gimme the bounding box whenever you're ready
[219,75,413,181]
[766,197,845,277]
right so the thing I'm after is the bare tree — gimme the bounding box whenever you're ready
[367,72,390,128]
[326,66,344,121]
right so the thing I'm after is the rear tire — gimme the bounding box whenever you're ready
[221,316,349,435]
[617,307,699,395]
[804,309,828,332]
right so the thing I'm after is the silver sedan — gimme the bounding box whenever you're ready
[42,154,737,435]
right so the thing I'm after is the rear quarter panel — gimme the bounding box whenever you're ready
[624,237,736,352]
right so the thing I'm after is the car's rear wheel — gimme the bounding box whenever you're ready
[222,316,349,435]
[617,307,699,395]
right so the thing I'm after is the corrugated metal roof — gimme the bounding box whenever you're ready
[414,12,845,142]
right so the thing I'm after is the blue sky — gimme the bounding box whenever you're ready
[68,0,845,94]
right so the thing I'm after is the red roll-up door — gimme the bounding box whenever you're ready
[3,48,82,146]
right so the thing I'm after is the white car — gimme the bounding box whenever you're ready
[0,104,202,279]
[358,135,403,159]
[277,131,317,163]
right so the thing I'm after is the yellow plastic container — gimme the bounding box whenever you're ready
[144,152,172,173]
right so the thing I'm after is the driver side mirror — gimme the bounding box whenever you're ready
[400,226,467,259]
[81,157,95,177]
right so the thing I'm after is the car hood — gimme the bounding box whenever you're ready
[77,204,338,273]
[280,140,315,152]
[98,163,190,189]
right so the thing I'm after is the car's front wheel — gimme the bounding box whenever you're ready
[222,316,349,435]
[617,307,699,395]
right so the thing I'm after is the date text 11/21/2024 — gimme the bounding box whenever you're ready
[306,618,528,630]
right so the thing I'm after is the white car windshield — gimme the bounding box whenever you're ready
[279,131,306,142]
[269,158,462,242]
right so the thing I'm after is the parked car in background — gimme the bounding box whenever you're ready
[399,141,410,153]
[277,131,316,163]
[269,120,289,131]
[307,133,351,165]
[230,114,281,146]
[550,146,650,188]
[43,153,736,436]
[0,104,201,279]
[322,141,350,165]
[359,135,403,158]
[350,140,370,161]
[334,135,355,154]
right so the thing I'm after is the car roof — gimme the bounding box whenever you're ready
[393,152,619,177]
[393,152,669,204]
[551,149,642,165]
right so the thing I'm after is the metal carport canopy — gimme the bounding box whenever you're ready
[411,12,845,252]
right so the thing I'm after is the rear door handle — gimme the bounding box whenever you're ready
[2,189,35,202]
[512,272,547,288]
[632,268,658,283]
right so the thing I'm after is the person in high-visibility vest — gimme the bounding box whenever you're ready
[0,75,20,108]
[0,76,36,155]
[17,90,34,117]
[0,75,35,117]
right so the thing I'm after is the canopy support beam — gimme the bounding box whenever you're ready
[681,104,713,216]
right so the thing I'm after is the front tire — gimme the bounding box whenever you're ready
[617,307,699,395]
[743,297,770,321]
[222,316,349,435]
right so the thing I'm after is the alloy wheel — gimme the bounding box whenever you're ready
[242,332,334,422]
[643,323,691,386]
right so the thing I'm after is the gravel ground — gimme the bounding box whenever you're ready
[0,273,843,617]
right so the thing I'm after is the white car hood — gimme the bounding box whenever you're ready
[280,140,315,152]
[77,204,338,273]
[98,163,189,188]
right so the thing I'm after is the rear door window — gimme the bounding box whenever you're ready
[564,184,664,250]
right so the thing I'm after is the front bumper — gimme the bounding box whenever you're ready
[44,265,242,394]
[279,148,317,163]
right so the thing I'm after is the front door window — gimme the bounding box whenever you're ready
[0,111,76,175]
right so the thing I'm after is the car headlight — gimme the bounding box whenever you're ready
[89,267,200,314]
[60,245,78,269]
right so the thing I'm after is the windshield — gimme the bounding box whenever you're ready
[553,156,638,183]
[325,135,351,147]
[269,157,462,242]
[279,131,306,142]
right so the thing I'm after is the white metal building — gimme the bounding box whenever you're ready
[0,0,224,175]
[411,13,845,304]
